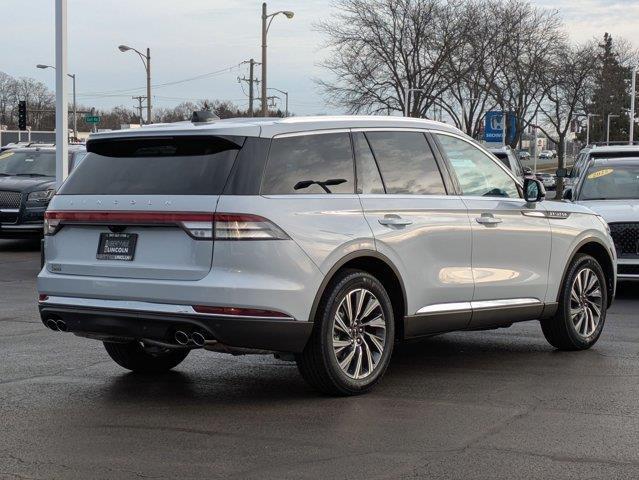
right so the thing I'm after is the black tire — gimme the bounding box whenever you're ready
[541,254,607,351]
[296,269,395,396]
[103,341,190,373]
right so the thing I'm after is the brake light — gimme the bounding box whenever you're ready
[43,211,288,241]
[213,213,289,240]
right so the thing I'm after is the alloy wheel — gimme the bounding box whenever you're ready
[570,267,603,338]
[332,288,387,380]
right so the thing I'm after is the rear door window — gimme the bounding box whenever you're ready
[364,131,446,195]
[261,133,354,194]
[59,136,243,195]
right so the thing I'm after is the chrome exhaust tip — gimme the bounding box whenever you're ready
[174,330,190,346]
[45,318,59,331]
[56,320,68,332]
[191,331,206,347]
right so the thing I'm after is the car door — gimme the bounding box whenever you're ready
[434,133,551,328]
[355,130,474,337]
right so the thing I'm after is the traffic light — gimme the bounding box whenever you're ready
[18,101,27,130]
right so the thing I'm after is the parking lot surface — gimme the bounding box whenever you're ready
[1,238,639,480]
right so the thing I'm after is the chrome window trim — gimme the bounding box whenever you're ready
[416,298,541,315]
[40,296,294,320]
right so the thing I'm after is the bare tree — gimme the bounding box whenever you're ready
[316,0,467,117]
[536,43,597,198]
[487,0,566,148]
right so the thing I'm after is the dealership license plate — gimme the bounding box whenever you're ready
[96,233,138,261]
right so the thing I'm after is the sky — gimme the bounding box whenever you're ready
[2,0,639,116]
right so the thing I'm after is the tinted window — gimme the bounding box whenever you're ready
[59,136,242,195]
[437,134,519,198]
[262,133,354,194]
[0,150,55,176]
[352,132,384,194]
[365,132,446,195]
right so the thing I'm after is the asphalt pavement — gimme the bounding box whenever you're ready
[1,239,639,480]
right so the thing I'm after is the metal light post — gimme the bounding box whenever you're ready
[586,113,600,146]
[37,64,76,141]
[268,88,289,117]
[630,66,637,145]
[261,3,294,117]
[404,86,426,117]
[55,0,68,187]
[119,45,151,124]
[606,114,619,145]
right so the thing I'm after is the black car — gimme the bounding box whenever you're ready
[0,147,85,238]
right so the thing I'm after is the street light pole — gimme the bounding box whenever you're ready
[606,114,619,145]
[36,64,77,141]
[404,86,426,117]
[260,3,294,117]
[119,44,152,123]
[268,88,289,117]
[55,0,68,187]
[630,66,637,145]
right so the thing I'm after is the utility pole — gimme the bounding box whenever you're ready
[239,59,260,116]
[132,96,146,125]
[630,66,637,145]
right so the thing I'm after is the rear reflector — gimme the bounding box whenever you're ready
[193,305,291,318]
[44,211,288,241]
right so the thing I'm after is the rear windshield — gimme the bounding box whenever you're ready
[0,150,56,177]
[59,136,243,195]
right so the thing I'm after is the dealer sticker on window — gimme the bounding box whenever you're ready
[587,168,614,180]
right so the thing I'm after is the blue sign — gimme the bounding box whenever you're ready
[484,111,504,143]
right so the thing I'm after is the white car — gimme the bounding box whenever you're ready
[37,115,616,395]
[566,157,639,280]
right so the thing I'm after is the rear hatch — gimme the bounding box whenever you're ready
[44,135,244,281]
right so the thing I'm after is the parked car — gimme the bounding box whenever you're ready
[539,150,555,160]
[0,145,86,239]
[565,157,639,280]
[567,145,639,187]
[518,150,531,160]
[489,146,532,179]
[38,116,616,395]
[535,172,556,190]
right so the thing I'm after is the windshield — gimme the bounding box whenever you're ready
[579,165,639,200]
[0,150,56,176]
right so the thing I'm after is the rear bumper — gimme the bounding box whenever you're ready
[39,297,313,353]
[0,222,43,238]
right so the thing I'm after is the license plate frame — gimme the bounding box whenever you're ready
[96,232,138,261]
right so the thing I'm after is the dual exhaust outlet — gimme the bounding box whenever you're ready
[174,330,207,348]
[45,318,68,332]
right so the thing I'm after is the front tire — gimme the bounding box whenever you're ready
[104,341,190,373]
[296,269,395,396]
[541,254,607,351]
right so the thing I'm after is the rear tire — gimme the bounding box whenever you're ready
[104,341,190,373]
[541,254,607,351]
[296,269,395,396]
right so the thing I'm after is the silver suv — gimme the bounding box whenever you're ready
[38,116,616,395]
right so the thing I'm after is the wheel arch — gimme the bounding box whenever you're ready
[309,251,408,341]
[558,238,615,308]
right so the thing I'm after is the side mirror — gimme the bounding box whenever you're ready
[556,168,568,178]
[563,188,573,201]
[523,178,546,203]
[522,167,533,176]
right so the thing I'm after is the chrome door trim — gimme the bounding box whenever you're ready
[416,298,541,315]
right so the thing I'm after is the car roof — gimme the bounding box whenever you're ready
[588,145,639,152]
[9,145,85,153]
[86,115,463,142]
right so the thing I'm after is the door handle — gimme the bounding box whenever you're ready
[378,215,413,227]
[475,214,502,225]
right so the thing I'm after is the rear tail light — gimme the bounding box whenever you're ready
[43,211,288,241]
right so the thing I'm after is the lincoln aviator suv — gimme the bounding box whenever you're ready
[37,116,616,395]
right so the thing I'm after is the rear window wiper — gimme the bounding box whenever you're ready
[294,178,347,194]
[14,173,50,177]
